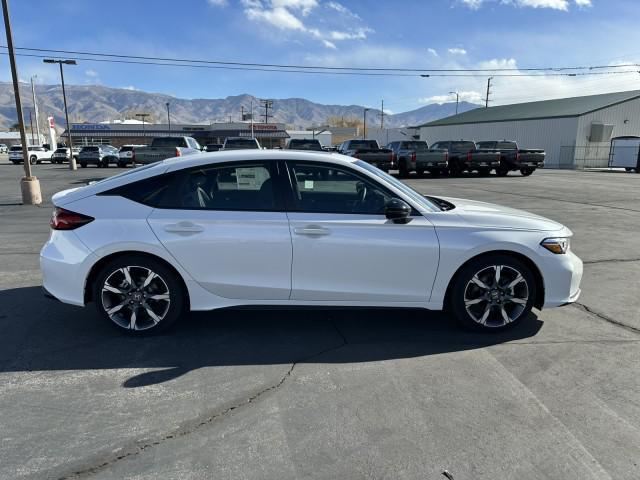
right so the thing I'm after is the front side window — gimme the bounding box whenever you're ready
[175,162,276,211]
[287,162,394,215]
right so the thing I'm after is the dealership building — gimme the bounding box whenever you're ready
[417,90,640,168]
[63,121,290,149]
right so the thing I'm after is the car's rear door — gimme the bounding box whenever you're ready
[284,160,439,303]
[147,160,292,300]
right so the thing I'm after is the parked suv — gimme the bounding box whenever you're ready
[78,145,119,168]
[0,143,8,154]
[51,147,80,164]
[116,145,146,167]
[9,145,53,165]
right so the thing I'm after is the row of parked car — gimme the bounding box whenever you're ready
[337,139,545,177]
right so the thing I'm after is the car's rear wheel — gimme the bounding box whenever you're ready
[117,161,127,168]
[415,168,425,177]
[495,168,509,177]
[80,162,87,168]
[477,168,490,176]
[520,168,534,176]
[29,155,37,165]
[94,255,185,335]
[450,255,536,332]
[398,160,409,178]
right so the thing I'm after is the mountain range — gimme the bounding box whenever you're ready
[0,82,479,130]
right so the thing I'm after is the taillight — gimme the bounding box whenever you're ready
[50,207,94,230]
[516,152,521,162]
[411,152,416,162]
[175,147,182,157]
[467,151,472,163]
[390,152,395,163]
[444,152,449,163]
[131,149,136,162]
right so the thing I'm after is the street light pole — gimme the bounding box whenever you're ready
[2,0,41,204]
[165,103,171,133]
[31,75,41,144]
[135,113,150,143]
[44,58,77,170]
[449,91,460,115]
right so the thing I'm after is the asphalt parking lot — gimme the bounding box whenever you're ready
[1,158,639,480]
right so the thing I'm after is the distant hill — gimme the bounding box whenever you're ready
[0,82,479,130]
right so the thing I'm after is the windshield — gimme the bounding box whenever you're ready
[288,140,322,150]
[119,146,134,152]
[450,141,476,151]
[9,146,21,151]
[54,148,67,153]
[91,162,165,186]
[354,160,439,212]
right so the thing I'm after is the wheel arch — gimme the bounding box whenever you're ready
[84,250,191,309]
[443,250,545,310]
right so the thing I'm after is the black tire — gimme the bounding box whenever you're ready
[430,169,441,177]
[11,161,20,165]
[448,163,460,177]
[449,254,536,332]
[398,160,409,178]
[495,168,509,177]
[29,155,37,165]
[415,168,425,177]
[93,255,186,335]
[520,168,534,176]
[477,168,490,176]
[80,162,87,168]
[117,161,127,168]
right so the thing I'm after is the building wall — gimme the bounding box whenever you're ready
[366,128,420,147]
[573,98,640,167]
[286,131,332,147]
[419,116,579,168]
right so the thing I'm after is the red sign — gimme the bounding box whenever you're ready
[252,124,278,130]
[48,117,55,128]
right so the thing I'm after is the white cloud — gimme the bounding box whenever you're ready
[427,48,439,57]
[207,0,228,6]
[461,0,592,10]
[122,85,138,91]
[241,0,371,49]
[420,91,484,105]
[85,69,98,77]
[448,47,467,55]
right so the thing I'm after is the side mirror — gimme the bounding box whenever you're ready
[384,198,412,224]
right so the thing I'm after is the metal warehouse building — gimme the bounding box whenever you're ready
[417,90,640,168]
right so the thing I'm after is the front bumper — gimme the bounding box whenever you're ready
[540,249,583,308]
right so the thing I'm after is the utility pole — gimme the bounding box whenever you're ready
[165,102,171,133]
[380,99,385,129]
[260,99,273,123]
[485,77,493,109]
[43,58,77,170]
[363,108,370,140]
[3,0,41,204]
[31,75,41,144]
[250,100,254,138]
[449,91,460,114]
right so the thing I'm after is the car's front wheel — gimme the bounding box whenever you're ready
[94,255,185,335]
[450,255,536,331]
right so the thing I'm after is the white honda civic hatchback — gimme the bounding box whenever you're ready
[41,150,582,335]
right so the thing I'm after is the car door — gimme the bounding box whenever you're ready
[284,161,440,303]
[147,160,292,300]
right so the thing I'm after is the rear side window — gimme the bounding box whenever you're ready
[450,141,476,151]
[106,173,175,207]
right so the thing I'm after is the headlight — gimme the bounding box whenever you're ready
[541,237,570,254]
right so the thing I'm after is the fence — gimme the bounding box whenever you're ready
[558,145,640,170]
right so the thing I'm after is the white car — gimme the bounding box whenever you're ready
[9,145,54,164]
[40,150,582,335]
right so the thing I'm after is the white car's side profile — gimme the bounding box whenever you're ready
[40,150,582,335]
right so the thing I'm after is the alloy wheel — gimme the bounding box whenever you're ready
[101,266,171,331]
[463,265,529,327]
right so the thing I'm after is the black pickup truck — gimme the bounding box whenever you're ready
[476,141,545,176]
[339,140,395,172]
[428,140,501,176]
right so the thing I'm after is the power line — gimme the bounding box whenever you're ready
[2,51,638,78]
[1,45,640,74]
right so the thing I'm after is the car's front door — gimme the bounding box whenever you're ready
[284,161,440,303]
[147,160,292,300]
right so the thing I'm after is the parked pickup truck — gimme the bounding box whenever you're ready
[134,136,202,164]
[428,140,500,176]
[339,140,394,171]
[386,140,448,177]
[476,141,545,176]
[9,145,53,165]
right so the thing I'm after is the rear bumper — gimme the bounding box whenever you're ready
[415,160,447,170]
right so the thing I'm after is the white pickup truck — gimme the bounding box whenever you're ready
[9,145,54,165]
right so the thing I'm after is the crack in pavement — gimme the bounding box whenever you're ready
[583,258,640,265]
[573,302,640,335]
[53,324,349,480]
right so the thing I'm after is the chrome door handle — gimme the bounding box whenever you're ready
[294,226,330,236]
[164,222,204,234]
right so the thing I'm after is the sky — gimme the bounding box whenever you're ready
[1,0,640,113]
